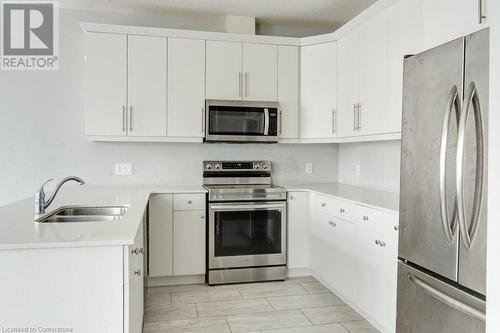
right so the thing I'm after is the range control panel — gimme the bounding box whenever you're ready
[203,161,272,172]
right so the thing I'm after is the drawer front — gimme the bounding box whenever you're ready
[355,204,399,238]
[330,198,355,221]
[173,193,206,211]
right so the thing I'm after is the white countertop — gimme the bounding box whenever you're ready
[281,183,399,213]
[0,185,206,251]
[0,182,397,251]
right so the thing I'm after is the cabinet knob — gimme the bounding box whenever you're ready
[363,215,369,221]
[321,203,326,207]
[394,225,399,231]
[340,208,345,214]
[375,240,386,247]
[201,215,205,219]
[290,196,294,200]
[187,200,193,204]
[329,220,336,227]
[140,248,145,254]
[134,269,142,276]
[131,248,140,255]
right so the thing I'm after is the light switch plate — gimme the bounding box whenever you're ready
[115,163,133,176]
[305,162,313,175]
[355,164,361,177]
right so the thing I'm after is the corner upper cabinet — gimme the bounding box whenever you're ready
[84,32,167,138]
[167,38,206,138]
[85,32,127,136]
[277,45,300,139]
[206,41,277,101]
[300,42,337,138]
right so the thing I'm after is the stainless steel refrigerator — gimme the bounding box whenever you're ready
[397,28,488,332]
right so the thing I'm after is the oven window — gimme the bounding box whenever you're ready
[214,209,282,256]
[208,106,266,136]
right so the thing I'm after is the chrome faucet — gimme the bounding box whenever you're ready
[35,176,86,215]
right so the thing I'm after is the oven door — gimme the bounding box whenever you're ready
[205,101,279,143]
[208,201,286,269]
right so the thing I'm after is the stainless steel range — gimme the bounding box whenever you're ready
[203,161,287,285]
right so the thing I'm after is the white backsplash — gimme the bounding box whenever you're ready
[338,141,401,193]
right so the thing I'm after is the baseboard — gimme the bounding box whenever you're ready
[311,271,393,333]
[147,274,205,287]
[287,267,311,278]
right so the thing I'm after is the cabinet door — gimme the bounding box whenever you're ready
[387,0,423,133]
[358,11,388,136]
[127,220,144,333]
[357,227,398,333]
[324,217,356,301]
[148,194,173,277]
[173,210,206,275]
[337,30,359,138]
[287,192,309,269]
[85,32,127,136]
[300,42,337,138]
[309,194,330,278]
[421,0,485,51]
[167,38,205,137]
[242,43,278,101]
[127,35,167,137]
[277,45,299,139]
[206,41,242,100]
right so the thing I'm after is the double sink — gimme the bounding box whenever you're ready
[36,206,128,223]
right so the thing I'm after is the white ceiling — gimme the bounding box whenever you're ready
[60,0,377,28]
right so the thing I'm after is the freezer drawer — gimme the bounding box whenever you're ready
[396,262,485,333]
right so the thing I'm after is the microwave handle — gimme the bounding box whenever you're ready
[264,108,270,135]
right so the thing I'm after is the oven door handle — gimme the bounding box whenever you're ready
[210,203,285,211]
[264,108,270,135]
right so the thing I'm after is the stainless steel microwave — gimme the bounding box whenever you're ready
[204,100,280,143]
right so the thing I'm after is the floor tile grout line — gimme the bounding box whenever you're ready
[224,315,233,333]
[299,308,315,326]
[340,321,354,333]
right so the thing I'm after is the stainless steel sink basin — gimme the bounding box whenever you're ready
[36,205,128,223]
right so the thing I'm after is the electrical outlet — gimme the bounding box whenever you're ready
[355,164,361,177]
[305,162,313,175]
[115,163,133,176]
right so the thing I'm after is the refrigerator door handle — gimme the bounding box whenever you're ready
[407,273,486,321]
[456,82,485,249]
[439,86,461,243]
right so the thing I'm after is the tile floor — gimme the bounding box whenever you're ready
[143,276,380,333]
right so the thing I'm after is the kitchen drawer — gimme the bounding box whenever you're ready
[173,193,206,211]
[355,204,399,238]
[330,198,355,221]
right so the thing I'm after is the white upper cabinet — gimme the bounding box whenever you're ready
[358,10,388,136]
[242,43,278,101]
[300,42,337,138]
[337,29,359,138]
[387,0,423,133]
[421,0,487,51]
[206,41,278,102]
[167,38,205,138]
[277,45,300,139]
[85,32,127,136]
[206,41,242,100]
[127,35,167,137]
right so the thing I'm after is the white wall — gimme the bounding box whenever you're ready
[0,8,339,207]
[337,141,401,193]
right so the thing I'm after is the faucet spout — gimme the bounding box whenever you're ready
[35,176,86,215]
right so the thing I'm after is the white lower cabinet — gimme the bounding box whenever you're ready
[148,193,206,279]
[125,219,145,333]
[173,210,206,275]
[305,192,399,333]
[287,192,309,271]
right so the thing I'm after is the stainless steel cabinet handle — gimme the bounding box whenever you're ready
[122,105,126,132]
[321,203,326,207]
[375,240,386,247]
[244,72,249,97]
[131,248,140,255]
[363,215,369,221]
[329,220,336,227]
[187,200,192,204]
[331,108,336,133]
[353,103,357,131]
[238,72,243,97]
[479,0,486,23]
[139,248,145,254]
[357,103,362,131]
[439,86,460,243]
[129,105,133,132]
[394,225,399,231]
[408,273,485,321]
[340,208,345,213]
[134,269,142,276]
[456,82,485,250]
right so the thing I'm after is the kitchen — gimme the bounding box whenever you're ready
[0,0,499,332]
